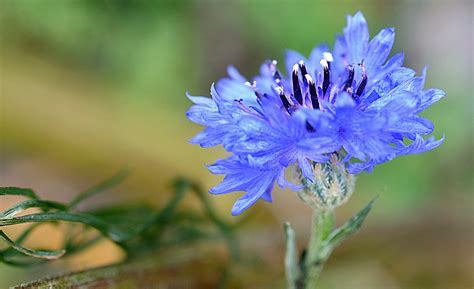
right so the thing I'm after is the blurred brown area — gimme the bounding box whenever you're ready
[1,0,473,288]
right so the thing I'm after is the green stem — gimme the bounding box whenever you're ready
[304,209,334,289]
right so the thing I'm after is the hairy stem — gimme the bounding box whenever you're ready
[304,209,334,289]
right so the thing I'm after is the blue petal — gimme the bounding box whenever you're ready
[335,92,356,108]
[298,158,314,181]
[186,104,226,126]
[367,80,420,111]
[370,52,405,85]
[331,34,348,78]
[365,28,395,75]
[232,189,266,216]
[207,156,282,215]
[186,92,216,107]
[261,187,273,202]
[387,115,434,135]
[216,78,257,106]
[277,170,304,190]
[348,160,376,174]
[190,127,227,148]
[227,65,247,82]
[416,88,445,113]
[343,12,369,65]
[397,134,445,155]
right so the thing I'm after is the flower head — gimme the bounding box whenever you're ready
[186,12,444,215]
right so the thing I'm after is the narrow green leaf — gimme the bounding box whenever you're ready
[325,196,377,248]
[0,211,129,242]
[0,177,238,267]
[0,224,43,263]
[284,222,301,289]
[0,187,38,199]
[0,199,66,218]
[69,168,130,209]
[0,230,65,260]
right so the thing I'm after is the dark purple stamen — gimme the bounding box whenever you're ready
[342,65,354,92]
[292,65,303,105]
[298,61,308,85]
[355,60,367,97]
[355,74,367,97]
[274,70,282,83]
[277,87,292,110]
[321,60,330,96]
[305,121,315,132]
[305,74,319,110]
[269,60,282,84]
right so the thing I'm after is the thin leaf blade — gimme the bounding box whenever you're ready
[0,187,38,199]
[325,196,377,248]
[0,230,65,260]
[1,199,66,218]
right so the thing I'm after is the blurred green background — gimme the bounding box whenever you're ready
[0,0,472,288]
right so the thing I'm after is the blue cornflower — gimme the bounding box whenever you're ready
[186,12,444,215]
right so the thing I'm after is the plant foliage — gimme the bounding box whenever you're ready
[0,170,240,266]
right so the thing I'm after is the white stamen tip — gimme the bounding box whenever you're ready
[323,52,333,62]
[275,86,284,94]
[298,60,305,66]
[304,74,314,83]
[292,63,299,72]
[320,59,329,68]
[244,81,252,87]
[271,60,278,66]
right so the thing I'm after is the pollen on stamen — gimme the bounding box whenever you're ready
[320,59,329,69]
[270,60,282,84]
[292,63,300,73]
[298,60,309,84]
[275,86,284,95]
[323,52,334,62]
[269,60,278,72]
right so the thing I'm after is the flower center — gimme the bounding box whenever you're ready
[237,54,370,132]
[273,53,369,115]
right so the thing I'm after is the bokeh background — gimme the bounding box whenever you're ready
[1,0,473,288]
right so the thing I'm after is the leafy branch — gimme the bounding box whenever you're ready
[0,170,241,266]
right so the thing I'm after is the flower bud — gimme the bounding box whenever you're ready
[297,155,355,210]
